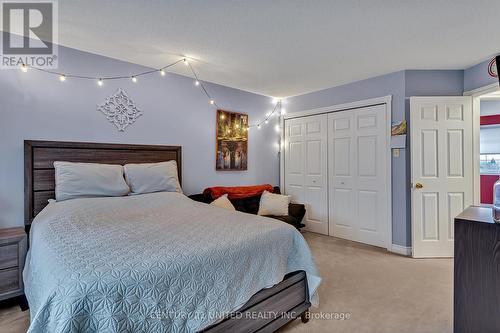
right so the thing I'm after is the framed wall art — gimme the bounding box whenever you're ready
[216,110,248,170]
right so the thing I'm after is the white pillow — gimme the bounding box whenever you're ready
[54,161,130,202]
[257,190,291,216]
[210,194,235,211]
[124,161,182,195]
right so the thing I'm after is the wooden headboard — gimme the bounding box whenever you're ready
[24,140,182,228]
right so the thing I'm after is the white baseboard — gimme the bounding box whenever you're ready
[390,244,412,256]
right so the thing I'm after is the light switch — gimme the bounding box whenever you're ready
[393,149,400,157]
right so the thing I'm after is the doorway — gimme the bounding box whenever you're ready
[477,90,500,205]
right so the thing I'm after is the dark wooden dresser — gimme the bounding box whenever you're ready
[454,206,500,333]
[0,227,27,302]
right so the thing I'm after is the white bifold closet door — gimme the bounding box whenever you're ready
[328,104,389,248]
[284,114,328,235]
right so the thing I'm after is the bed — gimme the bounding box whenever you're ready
[23,140,320,333]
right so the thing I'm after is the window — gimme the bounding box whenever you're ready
[480,154,500,174]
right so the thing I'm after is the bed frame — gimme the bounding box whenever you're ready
[24,140,310,332]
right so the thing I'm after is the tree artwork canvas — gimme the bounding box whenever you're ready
[216,110,248,170]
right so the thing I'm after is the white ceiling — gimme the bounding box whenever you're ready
[55,0,500,97]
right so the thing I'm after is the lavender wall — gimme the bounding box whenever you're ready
[464,58,498,92]
[0,45,280,228]
[405,70,464,96]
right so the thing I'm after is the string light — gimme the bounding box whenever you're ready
[17,56,283,129]
[275,125,281,132]
[280,108,287,115]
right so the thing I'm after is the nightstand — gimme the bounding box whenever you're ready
[0,228,27,303]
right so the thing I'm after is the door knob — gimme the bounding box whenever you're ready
[415,183,423,189]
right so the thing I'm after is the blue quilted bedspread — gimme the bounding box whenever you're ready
[24,192,320,332]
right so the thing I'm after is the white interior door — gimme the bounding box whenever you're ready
[284,114,328,234]
[328,104,390,248]
[411,97,473,258]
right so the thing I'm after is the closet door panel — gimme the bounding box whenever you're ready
[328,105,389,248]
[284,114,328,235]
[354,106,388,247]
[285,119,305,202]
[328,112,357,239]
[303,115,328,234]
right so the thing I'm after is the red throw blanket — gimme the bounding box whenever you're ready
[203,184,274,200]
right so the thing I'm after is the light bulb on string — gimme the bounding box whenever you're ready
[16,55,289,137]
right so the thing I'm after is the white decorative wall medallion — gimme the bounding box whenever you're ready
[97,88,143,131]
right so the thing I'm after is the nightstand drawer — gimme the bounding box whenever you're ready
[0,243,18,270]
[0,268,19,294]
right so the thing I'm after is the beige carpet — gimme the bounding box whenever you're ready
[0,232,452,333]
[280,233,453,333]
